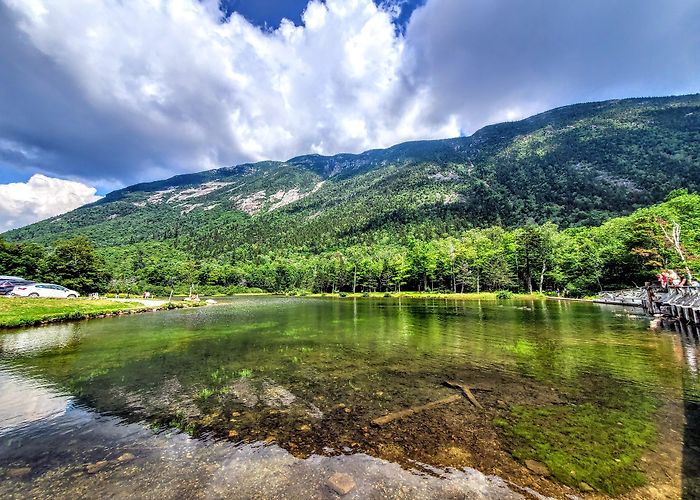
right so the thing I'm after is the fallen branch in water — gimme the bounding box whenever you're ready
[371,394,462,426]
[443,381,484,410]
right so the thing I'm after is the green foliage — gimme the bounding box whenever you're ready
[0,238,44,279]
[1,193,698,297]
[196,388,215,400]
[666,188,689,201]
[40,236,110,293]
[495,290,514,299]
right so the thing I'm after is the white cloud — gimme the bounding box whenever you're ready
[0,174,101,232]
[0,0,459,187]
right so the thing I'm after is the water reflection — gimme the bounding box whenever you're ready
[0,323,80,356]
[0,370,70,434]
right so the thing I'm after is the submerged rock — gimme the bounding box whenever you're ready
[524,459,550,476]
[229,379,259,408]
[6,467,32,478]
[326,472,356,496]
[579,482,594,492]
[261,381,297,407]
[306,403,324,419]
[228,378,323,419]
[116,453,135,463]
[86,461,109,474]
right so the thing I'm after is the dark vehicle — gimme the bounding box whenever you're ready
[0,276,36,296]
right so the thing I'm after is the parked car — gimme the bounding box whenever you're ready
[11,283,80,299]
[0,276,35,296]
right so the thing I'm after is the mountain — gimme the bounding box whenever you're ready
[5,94,700,259]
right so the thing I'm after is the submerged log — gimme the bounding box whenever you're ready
[443,381,484,410]
[371,394,462,426]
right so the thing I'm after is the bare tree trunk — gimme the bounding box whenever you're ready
[660,221,693,280]
[539,261,546,293]
[352,265,357,294]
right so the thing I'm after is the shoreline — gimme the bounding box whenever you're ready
[0,298,203,330]
[285,292,545,301]
[1,293,590,331]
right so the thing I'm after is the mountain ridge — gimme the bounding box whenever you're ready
[5,93,700,256]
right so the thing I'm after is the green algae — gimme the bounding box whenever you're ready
[497,384,658,494]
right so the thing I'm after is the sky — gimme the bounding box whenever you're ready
[0,0,699,231]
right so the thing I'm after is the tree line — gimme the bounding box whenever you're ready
[2,191,697,296]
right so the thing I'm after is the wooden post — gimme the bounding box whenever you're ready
[645,283,655,315]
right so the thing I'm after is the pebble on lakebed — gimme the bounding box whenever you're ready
[6,467,32,478]
[524,459,550,477]
[326,472,356,496]
[86,461,109,474]
[117,453,135,462]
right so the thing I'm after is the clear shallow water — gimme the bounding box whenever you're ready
[1,297,699,498]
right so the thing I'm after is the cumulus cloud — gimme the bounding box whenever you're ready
[0,0,698,193]
[0,175,101,232]
[0,0,458,188]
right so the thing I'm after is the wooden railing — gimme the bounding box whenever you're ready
[639,286,700,323]
[595,286,700,324]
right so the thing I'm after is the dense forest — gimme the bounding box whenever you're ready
[2,191,698,296]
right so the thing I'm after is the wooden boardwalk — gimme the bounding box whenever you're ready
[644,286,700,324]
[594,286,700,324]
[594,288,646,307]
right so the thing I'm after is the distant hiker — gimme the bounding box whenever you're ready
[657,273,667,288]
[669,270,682,286]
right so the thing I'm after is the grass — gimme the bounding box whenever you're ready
[0,297,198,328]
[196,387,215,400]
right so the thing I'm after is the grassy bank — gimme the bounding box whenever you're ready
[297,291,543,300]
[0,298,190,329]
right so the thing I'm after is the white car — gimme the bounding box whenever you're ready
[12,283,80,299]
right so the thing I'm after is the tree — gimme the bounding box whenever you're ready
[40,236,110,293]
[0,238,45,279]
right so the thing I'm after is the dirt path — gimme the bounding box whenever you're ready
[108,298,169,307]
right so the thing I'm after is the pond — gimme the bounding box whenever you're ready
[1,297,699,498]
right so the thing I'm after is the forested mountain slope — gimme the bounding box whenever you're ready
[5,94,700,259]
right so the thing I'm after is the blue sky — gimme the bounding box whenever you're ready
[0,0,699,230]
[220,0,424,29]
